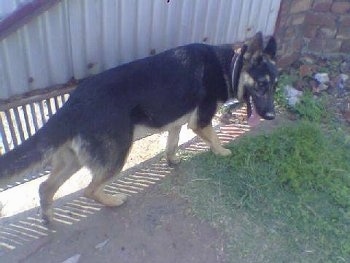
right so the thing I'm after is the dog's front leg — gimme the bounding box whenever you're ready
[166,126,182,166]
[190,124,231,156]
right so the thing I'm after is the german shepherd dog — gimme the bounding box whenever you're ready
[0,32,277,223]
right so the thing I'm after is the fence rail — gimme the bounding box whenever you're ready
[0,85,74,153]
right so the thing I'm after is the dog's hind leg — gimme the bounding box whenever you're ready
[83,139,131,207]
[84,168,128,207]
[190,124,231,156]
[166,126,181,166]
[39,145,81,223]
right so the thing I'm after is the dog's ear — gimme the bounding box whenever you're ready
[244,32,263,63]
[263,36,277,59]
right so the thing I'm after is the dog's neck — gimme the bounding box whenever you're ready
[230,45,247,102]
[213,44,246,102]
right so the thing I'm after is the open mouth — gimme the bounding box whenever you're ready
[247,96,261,126]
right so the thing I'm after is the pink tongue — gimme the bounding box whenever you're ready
[247,106,261,126]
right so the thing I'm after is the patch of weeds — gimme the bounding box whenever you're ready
[293,90,330,122]
[318,59,342,75]
[276,73,331,123]
[275,73,297,108]
[172,121,350,262]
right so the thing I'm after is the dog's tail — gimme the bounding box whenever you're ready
[0,112,72,185]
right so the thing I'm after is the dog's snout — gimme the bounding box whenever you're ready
[264,112,275,120]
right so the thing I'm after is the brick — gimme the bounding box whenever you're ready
[340,16,350,27]
[306,38,342,53]
[312,0,333,4]
[331,2,350,14]
[313,2,332,12]
[278,16,288,28]
[292,14,305,25]
[337,26,350,39]
[323,39,342,52]
[340,40,350,53]
[291,0,312,13]
[307,38,342,54]
[274,27,286,39]
[308,38,324,53]
[292,38,303,51]
[277,42,288,57]
[317,26,337,38]
[305,12,336,27]
[277,52,301,68]
[279,0,292,14]
[304,24,319,38]
[285,26,297,38]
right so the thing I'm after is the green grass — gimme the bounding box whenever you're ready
[275,72,297,108]
[169,121,350,262]
[293,90,330,123]
[275,73,331,123]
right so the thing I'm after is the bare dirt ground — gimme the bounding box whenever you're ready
[0,108,260,263]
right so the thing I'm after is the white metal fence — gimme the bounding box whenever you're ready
[0,0,281,100]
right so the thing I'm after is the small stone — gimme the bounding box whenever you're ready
[340,61,350,73]
[300,55,316,65]
[318,83,329,92]
[340,74,349,82]
[312,73,330,93]
[285,85,303,106]
[309,79,319,93]
[314,73,330,84]
[336,74,349,95]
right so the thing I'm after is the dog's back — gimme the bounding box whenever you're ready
[0,33,278,223]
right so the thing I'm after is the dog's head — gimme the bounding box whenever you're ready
[234,32,278,126]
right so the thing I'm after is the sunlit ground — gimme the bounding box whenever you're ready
[0,108,251,251]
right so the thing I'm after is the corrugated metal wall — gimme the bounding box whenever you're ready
[0,0,31,20]
[0,0,281,99]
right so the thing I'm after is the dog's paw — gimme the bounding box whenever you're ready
[213,147,232,156]
[96,193,127,207]
[220,148,232,156]
[166,156,181,167]
[41,208,53,225]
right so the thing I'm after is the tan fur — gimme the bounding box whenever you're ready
[237,72,254,102]
[1,34,277,225]
[38,108,230,223]
[188,107,231,156]
[39,136,131,223]
[84,183,127,207]
[39,143,81,223]
[190,124,231,156]
[166,126,182,165]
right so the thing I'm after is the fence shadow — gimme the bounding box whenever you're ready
[0,115,251,253]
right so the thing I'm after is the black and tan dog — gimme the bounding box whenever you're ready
[0,32,278,223]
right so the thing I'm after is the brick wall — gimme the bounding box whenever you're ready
[275,0,350,68]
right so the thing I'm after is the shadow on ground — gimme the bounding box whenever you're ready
[0,110,252,263]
